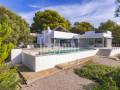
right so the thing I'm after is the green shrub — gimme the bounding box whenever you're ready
[0,64,20,90]
[74,64,114,82]
[106,68,120,89]
[74,64,119,90]
[92,77,118,90]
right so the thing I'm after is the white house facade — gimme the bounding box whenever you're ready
[36,27,112,48]
[11,27,118,72]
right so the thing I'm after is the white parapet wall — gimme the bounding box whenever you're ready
[11,49,22,64]
[22,49,98,72]
[11,48,120,72]
[110,47,120,56]
[22,53,35,71]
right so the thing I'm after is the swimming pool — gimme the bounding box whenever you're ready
[47,48,94,55]
[22,48,98,72]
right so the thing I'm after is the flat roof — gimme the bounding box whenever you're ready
[51,31,112,39]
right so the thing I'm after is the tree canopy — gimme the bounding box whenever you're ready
[115,0,120,17]
[98,20,120,44]
[0,7,21,89]
[69,22,94,34]
[0,19,14,63]
[31,10,70,33]
[98,20,117,31]
[0,6,33,63]
[0,6,32,46]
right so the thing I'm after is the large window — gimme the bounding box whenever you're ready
[88,38,94,45]
[95,38,102,44]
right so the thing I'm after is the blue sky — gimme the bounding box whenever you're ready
[0,0,119,27]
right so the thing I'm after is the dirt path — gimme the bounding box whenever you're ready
[21,67,94,90]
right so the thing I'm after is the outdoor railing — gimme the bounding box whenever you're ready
[24,46,95,56]
[112,44,120,47]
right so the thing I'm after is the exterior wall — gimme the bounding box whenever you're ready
[106,38,112,48]
[110,48,120,56]
[26,49,98,72]
[37,36,43,44]
[53,31,79,39]
[22,53,35,71]
[97,48,120,56]
[21,48,120,72]
[37,30,112,48]
[11,47,120,72]
[84,31,112,38]
[11,49,22,64]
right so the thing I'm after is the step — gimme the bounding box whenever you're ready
[97,49,112,56]
[55,57,93,70]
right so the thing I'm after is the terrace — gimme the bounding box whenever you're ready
[20,47,98,72]
[11,30,115,72]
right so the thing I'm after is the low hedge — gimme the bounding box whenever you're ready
[74,64,120,90]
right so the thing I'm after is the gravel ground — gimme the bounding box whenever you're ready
[21,56,120,90]
[21,67,94,90]
[93,56,120,67]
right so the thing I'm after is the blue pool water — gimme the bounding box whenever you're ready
[48,48,93,55]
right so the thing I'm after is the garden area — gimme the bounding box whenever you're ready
[74,63,120,90]
[1,1,120,89]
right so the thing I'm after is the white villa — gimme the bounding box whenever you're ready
[11,27,120,72]
[36,27,112,48]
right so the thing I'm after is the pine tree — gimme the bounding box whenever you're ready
[115,0,120,17]
[0,18,14,63]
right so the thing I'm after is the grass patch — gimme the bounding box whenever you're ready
[74,64,120,90]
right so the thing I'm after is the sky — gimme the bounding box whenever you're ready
[0,0,120,27]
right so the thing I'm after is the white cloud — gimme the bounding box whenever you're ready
[19,11,35,25]
[18,0,120,27]
[28,4,40,8]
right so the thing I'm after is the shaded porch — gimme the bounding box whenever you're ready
[79,38,112,48]
[51,38,80,47]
